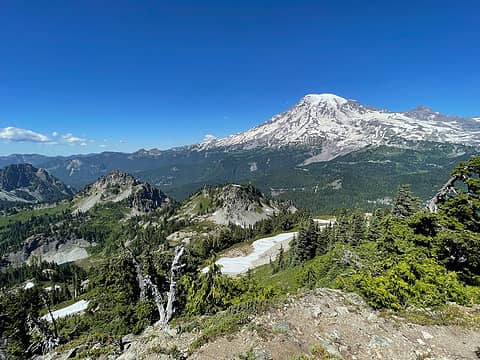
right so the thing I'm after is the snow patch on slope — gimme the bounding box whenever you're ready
[202,232,296,275]
[42,300,90,322]
[205,219,334,275]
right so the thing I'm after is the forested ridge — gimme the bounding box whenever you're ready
[0,156,479,359]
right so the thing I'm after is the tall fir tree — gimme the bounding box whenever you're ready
[392,184,421,218]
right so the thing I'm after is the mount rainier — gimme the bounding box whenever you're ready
[0,93,478,212]
[200,93,480,161]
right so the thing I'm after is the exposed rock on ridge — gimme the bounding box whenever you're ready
[73,170,169,213]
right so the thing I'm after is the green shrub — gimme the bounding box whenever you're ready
[348,255,472,309]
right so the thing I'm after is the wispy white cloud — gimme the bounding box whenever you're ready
[52,131,59,137]
[62,133,87,145]
[0,127,51,143]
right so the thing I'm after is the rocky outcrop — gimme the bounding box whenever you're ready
[73,170,170,213]
[179,184,289,227]
[0,164,74,203]
[4,233,91,267]
[129,182,168,213]
[116,288,480,360]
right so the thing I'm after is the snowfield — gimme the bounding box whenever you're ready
[204,219,335,275]
[313,218,335,225]
[203,232,296,275]
[41,299,90,322]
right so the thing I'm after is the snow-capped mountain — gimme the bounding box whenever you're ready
[201,94,480,161]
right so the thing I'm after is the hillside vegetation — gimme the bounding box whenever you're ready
[0,156,478,359]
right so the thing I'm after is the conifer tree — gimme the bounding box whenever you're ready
[392,184,421,218]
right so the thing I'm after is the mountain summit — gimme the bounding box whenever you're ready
[73,170,170,213]
[0,163,74,203]
[201,93,480,161]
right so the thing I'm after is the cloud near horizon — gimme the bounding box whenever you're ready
[0,126,93,146]
[0,127,51,142]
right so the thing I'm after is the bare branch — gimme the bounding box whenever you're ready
[427,173,464,213]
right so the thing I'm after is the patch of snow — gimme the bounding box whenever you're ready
[203,134,218,142]
[303,93,348,107]
[204,219,335,275]
[202,232,297,275]
[313,218,335,225]
[41,300,90,322]
[24,281,35,290]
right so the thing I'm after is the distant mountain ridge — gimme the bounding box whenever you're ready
[0,163,74,203]
[0,94,478,212]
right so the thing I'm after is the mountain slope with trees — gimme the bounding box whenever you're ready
[0,156,479,359]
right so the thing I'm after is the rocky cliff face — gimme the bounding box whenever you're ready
[179,184,289,227]
[5,233,91,268]
[0,163,74,203]
[73,170,170,213]
[128,182,169,213]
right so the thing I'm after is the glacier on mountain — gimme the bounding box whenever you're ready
[198,94,480,162]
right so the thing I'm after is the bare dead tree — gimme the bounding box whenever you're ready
[162,246,185,325]
[41,292,59,340]
[427,173,465,213]
[125,245,185,326]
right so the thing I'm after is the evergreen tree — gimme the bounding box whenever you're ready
[392,184,421,218]
[273,245,286,273]
[291,220,317,265]
[368,208,388,242]
[315,227,330,256]
[350,210,367,245]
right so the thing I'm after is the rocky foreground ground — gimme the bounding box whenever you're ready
[43,288,480,360]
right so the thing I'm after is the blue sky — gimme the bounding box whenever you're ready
[0,0,479,155]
